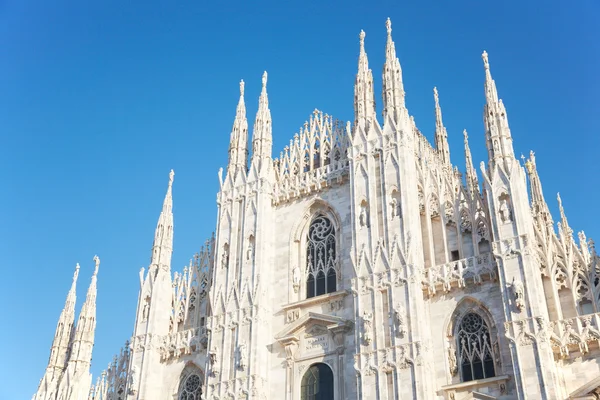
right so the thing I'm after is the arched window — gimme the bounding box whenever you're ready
[301,363,334,400]
[177,365,203,400]
[306,215,337,298]
[457,312,495,382]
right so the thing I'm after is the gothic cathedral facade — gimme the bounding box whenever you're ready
[33,19,600,400]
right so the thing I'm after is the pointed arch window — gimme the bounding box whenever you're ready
[456,312,495,382]
[306,215,337,298]
[301,363,334,400]
[177,366,203,400]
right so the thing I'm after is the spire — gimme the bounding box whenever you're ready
[382,18,406,125]
[433,87,451,164]
[37,263,81,388]
[524,151,553,228]
[227,80,249,175]
[557,193,574,243]
[250,72,273,166]
[150,170,174,271]
[481,51,515,171]
[354,30,376,126]
[68,256,100,370]
[463,130,479,197]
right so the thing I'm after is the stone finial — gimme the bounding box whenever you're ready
[386,18,392,35]
[359,30,366,51]
[433,87,439,104]
[482,50,490,69]
[262,71,268,88]
[463,129,468,141]
[169,169,175,186]
[240,79,245,97]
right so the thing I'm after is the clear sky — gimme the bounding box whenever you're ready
[0,1,598,398]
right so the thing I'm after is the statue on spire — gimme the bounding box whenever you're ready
[482,50,489,69]
[386,17,392,35]
[169,169,175,187]
[93,255,100,275]
[262,71,268,88]
[240,79,245,96]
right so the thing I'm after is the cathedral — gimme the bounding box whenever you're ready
[33,18,600,400]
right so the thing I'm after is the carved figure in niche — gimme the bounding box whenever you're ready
[221,245,229,269]
[128,365,138,394]
[142,298,150,321]
[448,346,458,376]
[292,266,300,293]
[390,198,399,219]
[499,194,512,223]
[393,306,407,338]
[359,203,369,228]
[237,341,247,370]
[362,312,373,345]
[246,241,254,262]
[511,277,525,311]
[209,348,218,367]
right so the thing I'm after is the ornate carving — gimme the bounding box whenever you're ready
[511,277,525,312]
[393,305,407,338]
[448,346,458,376]
[292,266,301,293]
[362,312,373,345]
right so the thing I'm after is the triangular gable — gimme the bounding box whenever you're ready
[275,312,353,340]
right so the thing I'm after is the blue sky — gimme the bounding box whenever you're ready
[0,1,598,398]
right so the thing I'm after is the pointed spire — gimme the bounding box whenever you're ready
[354,29,376,126]
[251,71,273,166]
[37,263,81,385]
[382,18,406,125]
[557,193,573,242]
[68,256,100,371]
[463,129,479,197]
[227,80,249,175]
[151,170,175,271]
[433,87,450,164]
[481,51,515,171]
[525,151,553,228]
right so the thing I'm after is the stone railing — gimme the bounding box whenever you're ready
[159,326,208,360]
[549,313,600,358]
[423,253,497,296]
[272,161,349,205]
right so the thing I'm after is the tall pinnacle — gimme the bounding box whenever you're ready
[251,71,273,165]
[524,151,553,228]
[227,80,249,175]
[463,130,479,197]
[151,170,175,271]
[382,18,406,125]
[481,51,515,171]
[354,30,376,126]
[557,193,573,243]
[68,256,100,369]
[433,87,450,164]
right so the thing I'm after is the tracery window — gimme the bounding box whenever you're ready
[306,215,337,298]
[301,363,334,400]
[457,312,495,382]
[178,372,202,400]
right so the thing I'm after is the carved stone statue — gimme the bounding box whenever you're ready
[359,204,369,228]
[142,301,150,322]
[363,312,373,345]
[221,246,229,269]
[246,242,254,262]
[292,266,301,293]
[511,277,525,311]
[128,365,138,394]
[393,306,407,338]
[448,347,457,376]
[390,198,398,218]
[499,197,511,223]
[237,341,247,370]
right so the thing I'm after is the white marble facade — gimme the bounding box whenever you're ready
[33,18,600,400]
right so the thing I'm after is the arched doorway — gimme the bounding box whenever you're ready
[300,363,334,400]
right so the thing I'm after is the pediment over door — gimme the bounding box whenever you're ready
[275,312,354,360]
